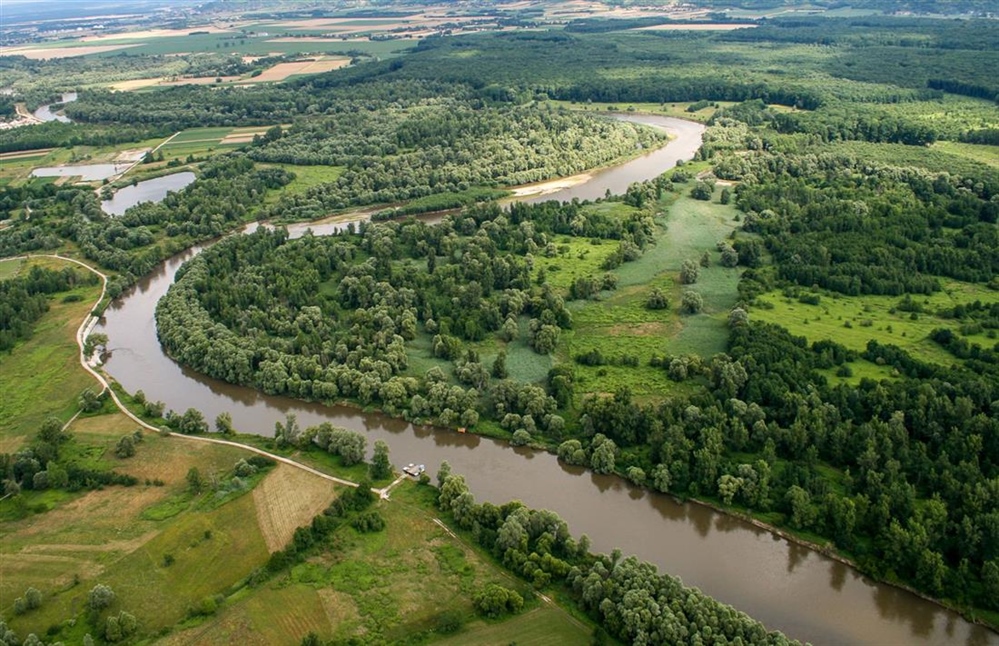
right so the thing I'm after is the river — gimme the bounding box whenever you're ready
[33,92,77,123]
[94,115,998,645]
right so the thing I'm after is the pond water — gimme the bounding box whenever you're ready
[101,172,196,216]
[31,163,127,182]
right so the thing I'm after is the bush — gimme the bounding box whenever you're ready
[88,584,115,611]
[511,429,532,446]
[114,435,136,459]
[681,290,704,314]
[473,584,524,618]
[351,510,386,533]
[433,609,465,634]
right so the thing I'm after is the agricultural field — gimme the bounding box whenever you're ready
[0,265,597,645]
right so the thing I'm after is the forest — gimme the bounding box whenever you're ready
[0,266,99,352]
[3,4,999,642]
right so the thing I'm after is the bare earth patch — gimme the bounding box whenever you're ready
[253,463,337,552]
[109,78,166,91]
[606,321,675,337]
[0,44,140,59]
[249,58,351,83]
[220,129,270,144]
[0,148,54,160]
[509,173,592,197]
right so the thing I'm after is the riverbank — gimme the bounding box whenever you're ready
[91,113,998,645]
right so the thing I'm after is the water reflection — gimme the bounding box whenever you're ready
[787,542,809,574]
[101,172,195,216]
[829,560,847,592]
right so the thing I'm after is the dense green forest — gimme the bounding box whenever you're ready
[254,100,663,217]
[3,6,999,634]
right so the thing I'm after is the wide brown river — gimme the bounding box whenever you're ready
[95,116,998,645]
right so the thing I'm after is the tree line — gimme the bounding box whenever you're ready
[0,265,99,352]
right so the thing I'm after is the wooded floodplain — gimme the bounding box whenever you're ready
[2,2,999,644]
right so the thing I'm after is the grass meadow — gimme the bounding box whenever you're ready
[554,186,743,403]
[0,258,103,453]
[751,279,999,380]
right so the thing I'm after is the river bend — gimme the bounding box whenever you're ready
[95,115,998,645]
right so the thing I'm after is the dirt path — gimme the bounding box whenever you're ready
[14,103,43,124]
[17,253,376,494]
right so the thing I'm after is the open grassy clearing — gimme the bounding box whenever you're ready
[0,257,24,280]
[153,480,555,645]
[167,127,236,144]
[80,32,415,60]
[751,279,999,369]
[262,163,345,205]
[931,141,999,169]
[825,140,999,178]
[1,415,263,637]
[435,605,591,645]
[550,189,742,402]
[660,191,742,357]
[0,258,102,453]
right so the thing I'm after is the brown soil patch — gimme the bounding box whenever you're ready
[0,148,54,160]
[110,78,165,91]
[219,134,257,144]
[219,129,270,144]
[81,27,233,42]
[606,321,672,336]
[253,463,337,552]
[0,44,140,59]
[249,58,351,83]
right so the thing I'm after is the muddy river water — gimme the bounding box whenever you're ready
[95,115,998,645]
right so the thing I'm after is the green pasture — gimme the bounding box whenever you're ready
[435,604,591,645]
[0,259,102,453]
[546,188,742,401]
[0,257,24,280]
[932,141,999,169]
[825,140,998,178]
[84,32,415,59]
[751,280,999,369]
[168,127,235,144]
[262,163,344,204]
